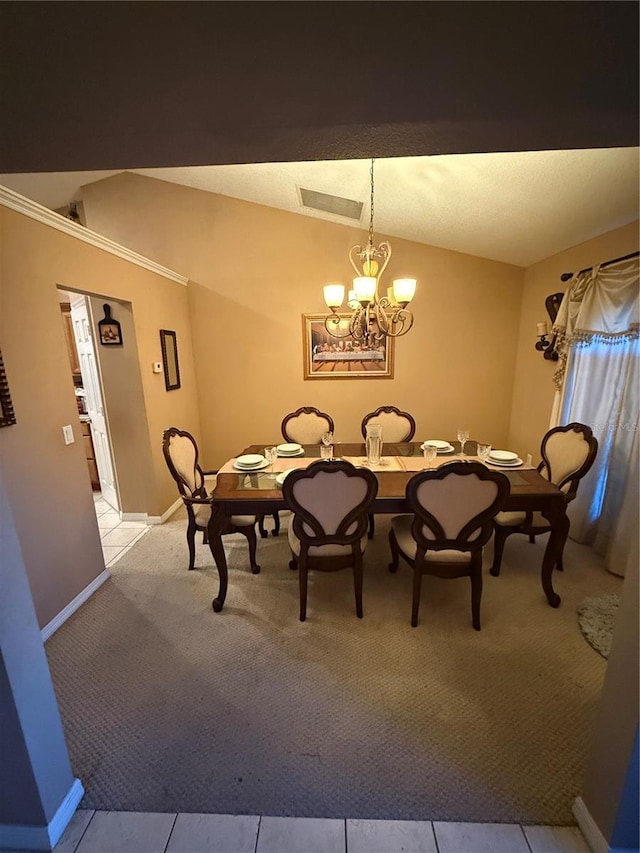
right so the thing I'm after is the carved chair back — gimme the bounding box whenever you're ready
[162,427,207,501]
[406,462,509,554]
[361,405,416,442]
[281,406,335,444]
[539,422,598,500]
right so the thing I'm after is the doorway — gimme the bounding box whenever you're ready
[58,288,120,511]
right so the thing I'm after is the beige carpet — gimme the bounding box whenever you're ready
[45,509,621,824]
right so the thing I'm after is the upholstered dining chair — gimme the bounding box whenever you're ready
[162,427,261,574]
[361,406,416,539]
[282,459,378,621]
[361,405,416,442]
[281,406,335,444]
[490,422,598,577]
[388,462,509,630]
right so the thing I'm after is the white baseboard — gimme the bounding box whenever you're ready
[119,496,183,526]
[41,569,110,642]
[147,496,183,525]
[0,778,84,851]
[573,796,610,853]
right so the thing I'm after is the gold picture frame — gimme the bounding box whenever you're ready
[302,314,394,380]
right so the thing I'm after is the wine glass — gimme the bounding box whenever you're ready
[457,427,470,457]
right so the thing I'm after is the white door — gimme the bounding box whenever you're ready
[70,298,120,511]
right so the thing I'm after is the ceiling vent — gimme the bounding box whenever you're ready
[299,187,364,221]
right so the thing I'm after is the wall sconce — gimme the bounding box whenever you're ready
[535,292,563,361]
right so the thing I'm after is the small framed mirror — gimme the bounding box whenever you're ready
[160,330,181,391]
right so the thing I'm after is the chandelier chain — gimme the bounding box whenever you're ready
[368,158,375,246]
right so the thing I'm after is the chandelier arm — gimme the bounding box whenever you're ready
[324,315,354,339]
[382,307,415,338]
[349,244,366,277]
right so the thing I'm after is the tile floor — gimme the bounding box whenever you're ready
[52,811,592,853]
[93,492,149,568]
[53,494,590,853]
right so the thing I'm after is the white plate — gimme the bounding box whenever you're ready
[275,468,296,487]
[236,454,265,467]
[489,449,519,462]
[277,448,305,457]
[277,443,302,454]
[422,439,451,449]
[421,442,454,454]
[486,458,523,468]
[233,458,270,472]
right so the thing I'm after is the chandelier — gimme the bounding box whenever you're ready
[323,159,416,346]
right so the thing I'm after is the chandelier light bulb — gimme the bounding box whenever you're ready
[353,276,377,304]
[323,283,345,309]
[392,278,417,307]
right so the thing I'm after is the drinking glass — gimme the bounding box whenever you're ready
[321,431,333,447]
[320,443,334,460]
[457,428,470,457]
[264,446,277,478]
[477,443,492,463]
[423,443,438,466]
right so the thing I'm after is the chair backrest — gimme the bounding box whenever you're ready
[539,422,598,498]
[162,427,206,500]
[282,460,378,547]
[361,406,416,442]
[281,407,335,444]
[406,461,509,552]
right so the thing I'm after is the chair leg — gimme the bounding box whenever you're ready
[257,515,269,538]
[556,551,564,572]
[529,533,536,544]
[186,520,197,571]
[289,556,298,571]
[411,568,423,627]
[388,529,400,573]
[490,524,512,577]
[368,513,375,539]
[470,565,483,631]
[239,525,261,574]
[202,528,209,545]
[299,556,308,622]
[353,550,364,618]
[272,512,280,537]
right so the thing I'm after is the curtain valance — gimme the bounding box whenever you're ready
[553,256,639,389]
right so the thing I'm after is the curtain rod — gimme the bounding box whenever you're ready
[560,250,640,282]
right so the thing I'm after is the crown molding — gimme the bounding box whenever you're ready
[0,185,189,286]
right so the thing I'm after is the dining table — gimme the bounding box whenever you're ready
[207,441,569,614]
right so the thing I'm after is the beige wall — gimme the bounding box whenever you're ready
[508,221,639,460]
[0,207,200,627]
[82,173,525,468]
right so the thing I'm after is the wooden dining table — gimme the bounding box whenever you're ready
[207,441,569,614]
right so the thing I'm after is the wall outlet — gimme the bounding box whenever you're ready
[62,425,75,445]
[152,362,163,374]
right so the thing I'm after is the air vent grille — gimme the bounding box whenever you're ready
[299,187,363,220]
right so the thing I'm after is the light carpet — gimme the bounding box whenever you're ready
[45,510,622,824]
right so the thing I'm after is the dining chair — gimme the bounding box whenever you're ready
[360,405,416,442]
[388,461,509,629]
[490,422,598,577]
[281,406,335,444]
[361,406,416,539]
[282,459,378,621]
[162,427,261,574]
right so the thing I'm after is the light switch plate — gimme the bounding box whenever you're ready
[62,425,74,445]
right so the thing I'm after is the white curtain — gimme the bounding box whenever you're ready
[551,256,639,576]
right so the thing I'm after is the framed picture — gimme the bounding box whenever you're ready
[98,303,123,346]
[160,329,181,391]
[302,314,394,380]
[0,349,17,427]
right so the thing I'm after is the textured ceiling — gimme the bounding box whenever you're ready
[1,148,638,267]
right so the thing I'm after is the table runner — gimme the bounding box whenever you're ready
[219,454,535,476]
